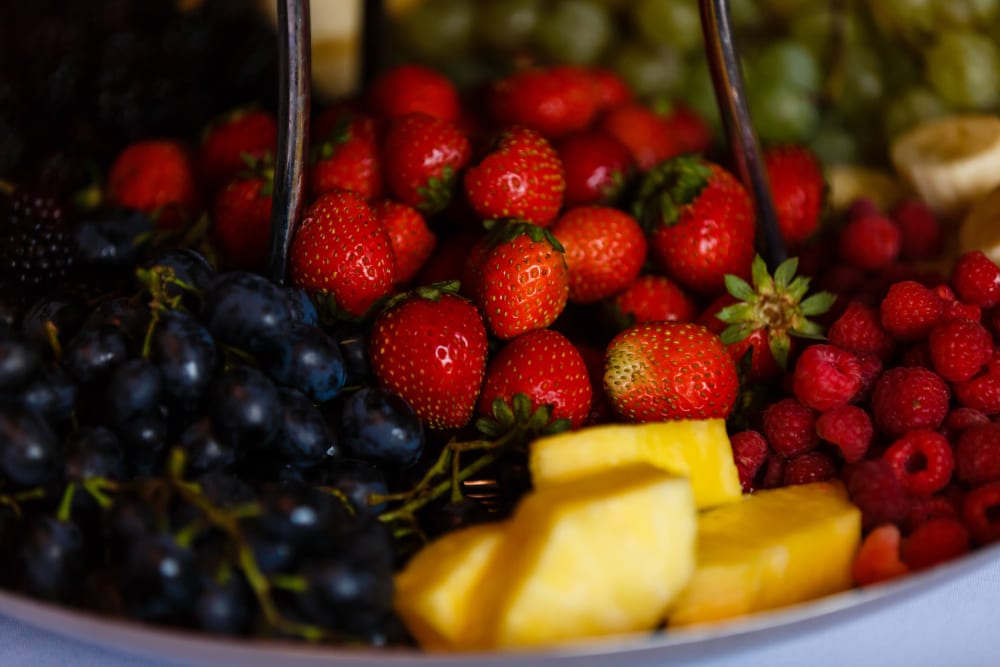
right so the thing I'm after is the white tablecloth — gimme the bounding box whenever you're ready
[2,560,998,667]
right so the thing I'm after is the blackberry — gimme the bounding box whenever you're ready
[0,189,77,289]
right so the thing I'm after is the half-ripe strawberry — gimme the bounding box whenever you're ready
[604,321,738,422]
[599,103,682,172]
[467,221,570,340]
[613,274,698,325]
[370,284,488,430]
[289,189,396,318]
[555,130,633,207]
[489,65,597,139]
[212,156,274,271]
[633,156,756,295]
[550,205,647,304]
[310,113,383,201]
[373,199,437,285]
[199,107,278,193]
[381,112,471,214]
[463,126,565,227]
[368,63,460,122]
[764,144,826,248]
[477,328,593,430]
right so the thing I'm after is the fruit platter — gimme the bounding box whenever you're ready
[4,0,1000,663]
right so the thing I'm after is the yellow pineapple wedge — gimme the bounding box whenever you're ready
[394,522,507,651]
[529,420,742,509]
[463,463,697,650]
[667,481,862,628]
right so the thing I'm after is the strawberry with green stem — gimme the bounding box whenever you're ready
[309,113,383,201]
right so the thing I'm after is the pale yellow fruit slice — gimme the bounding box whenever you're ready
[393,522,507,651]
[529,420,742,509]
[667,481,861,627]
[959,183,1000,266]
[465,464,697,650]
[826,165,907,214]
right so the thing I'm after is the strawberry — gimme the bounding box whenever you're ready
[309,113,383,201]
[211,157,274,271]
[599,103,682,172]
[369,284,488,430]
[463,126,565,227]
[289,189,396,318]
[662,104,713,156]
[588,67,633,112]
[604,321,739,422]
[763,144,825,249]
[550,205,647,304]
[415,230,484,287]
[368,63,460,122]
[198,107,278,192]
[465,222,569,340]
[477,328,593,430]
[555,130,633,207]
[489,65,598,139]
[381,112,471,214]
[613,274,698,325]
[106,139,199,229]
[633,155,756,295]
[373,199,437,285]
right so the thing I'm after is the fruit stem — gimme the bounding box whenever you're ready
[44,321,62,362]
[0,488,46,518]
[56,483,76,523]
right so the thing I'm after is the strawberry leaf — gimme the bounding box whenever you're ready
[750,255,774,294]
[791,320,826,339]
[724,274,755,303]
[512,392,532,423]
[799,291,838,317]
[720,322,754,345]
[475,417,503,439]
[417,166,455,214]
[491,397,516,428]
[772,257,799,290]
[716,302,755,324]
[768,331,791,370]
[539,417,572,435]
[527,404,553,432]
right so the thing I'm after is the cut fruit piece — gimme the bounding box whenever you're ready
[667,481,861,627]
[826,165,906,213]
[465,464,697,650]
[529,420,742,509]
[890,114,1000,222]
[960,184,1000,266]
[393,522,507,651]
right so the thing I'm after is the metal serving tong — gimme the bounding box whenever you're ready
[266,0,787,284]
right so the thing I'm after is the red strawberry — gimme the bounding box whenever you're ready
[381,112,471,214]
[763,144,825,248]
[289,190,396,317]
[550,205,647,304]
[599,103,682,172]
[369,285,488,430]
[199,107,278,192]
[555,130,633,207]
[613,274,698,325]
[663,104,713,156]
[463,126,565,227]
[465,222,569,340]
[106,139,199,229]
[489,65,597,139]
[373,199,437,285]
[368,63,460,122]
[604,321,739,422]
[478,328,592,429]
[309,113,383,201]
[415,230,484,287]
[633,156,756,295]
[211,159,274,271]
[588,67,633,112]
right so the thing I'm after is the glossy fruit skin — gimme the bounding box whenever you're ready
[62,325,130,385]
[310,115,384,201]
[275,388,338,469]
[180,418,237,476]
[477,328,593,428]
[261,324,347,403]
[374,199,436,286]
[614,274,698,325]
[599,103,681,172]
[201,270,292,355]
[489,65,597,139]
[106,139,199,229]
[0,334,41,391]
[289,190,396,319]
[19,516,84,601]
[340,386,425,469]
[380,113,471,214]
[74,209,153,269]
[369,291,488,430]
[211,174,273,271]
[150,310,218,412]
[106,358,163,425]
[210,365,282,451]
[368,63,460,122]
[199,108,278,192]
[318,458,389,516]
[0,407,61,487]
[64,426,125,482]
[764,144,825,248]
[555,130,633,207]
[19,366,77,422]
[148,248,216,295]
[120,535,201,622]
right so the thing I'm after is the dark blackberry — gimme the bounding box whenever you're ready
[0,189,77,289]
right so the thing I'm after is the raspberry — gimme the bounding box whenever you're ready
[904,494,960,534]
[854,353,883,402]
[870,366,950,438]
[900,517,970,570]
[816,404,873,463]
[880,280,943,341]
[762,398,819,457]
[846,197,881,221]
[851,524,909,587]
[783,451,837,486]
[892,199,942,261]
[951,250,1000,308]
[934,286,983,322]
[758,451,786,489]
[826,301,895,361]
[846,459,912,531]
[955,423,1000,486]
[942,407,991,442]
[882,430,954,497]
[928,318,993,382]
[792,344,862,411]
[953,370,1000,415]
[837,214,901,271]
[730,430,769,493]
[962,481,1000,545]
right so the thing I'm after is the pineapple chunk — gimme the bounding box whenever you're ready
[394,522,507,651]
[465,464,697,650]
[529,420,742,509]
[667,481,862,627]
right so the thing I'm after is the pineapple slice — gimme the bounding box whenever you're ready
[464,464,697,650]
[529,420,742,509]
[394,522,507,651]
[667,481,862,627]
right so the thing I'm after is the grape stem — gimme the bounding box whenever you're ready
[0,488,46,518]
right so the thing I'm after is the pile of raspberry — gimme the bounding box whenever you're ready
[732,198,1000,585]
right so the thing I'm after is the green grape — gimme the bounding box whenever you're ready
[868,0,936,42]
[925,29,1000,109]
[884,86,950,139]
[632,0,703,55]
[932,0,1000,28]
[747,80,821,144]
[396,0,475,63]
[787,6,862,62]
[729,0,766,32]
[534,0,612,65]
[611,42,686,99]
[477,0,542,53]
[832,46,886,120]
[808,122,859,165]
[750,39,822,95]
[755,0,816,20]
